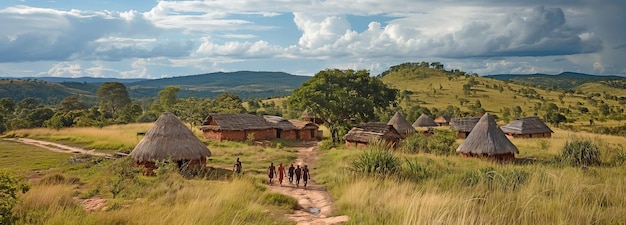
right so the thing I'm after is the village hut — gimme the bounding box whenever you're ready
[289,119,321,141]
[434,115,451,126]
[263,115,298,140]
[412,113,438,127]
[199,114,275,141]
[300,110,324,124]
[129,112,211,175]
[387,112,415,138]
[450,117,480,139]
[456,113,519,161]
[500,116,553,138]
[343,122,402,148]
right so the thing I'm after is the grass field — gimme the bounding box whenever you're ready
[2,122,626,224]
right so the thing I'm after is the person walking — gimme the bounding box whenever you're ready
[278,163,285,186]
[302,165,311,189]
[233,158,242,175]
[294,165,302,188]
[288,163,295,184]
[267,162,276,185]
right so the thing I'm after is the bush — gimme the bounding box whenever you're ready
[400,158,432,182]
[561,139,601,167]
[318,139,336,150]
[351,141,402,175]
[0,172,29,225]
[400,133,428,154]
[258,192,298,209]
[400,130,457,155]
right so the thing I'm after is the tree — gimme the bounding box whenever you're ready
[25,108,55,128]
[0,97,14,116]
[158,86,181,111]
[212,93,246,114]
[97,82,131,117]
[173,97,212,127]
[58,95,86,113]
[289,69,398,142]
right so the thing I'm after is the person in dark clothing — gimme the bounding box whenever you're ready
[302,165,311,188]
[288,163,295,184]
[267,162,276,185]
[294,165,302,188]
[233,158,242,174]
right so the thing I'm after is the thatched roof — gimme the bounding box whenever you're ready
[456,113,519,155]
[263,115,297,130]
[451,117,480,132]
[200,113,273,131]
[434,115,451,123]
[288,119,319,129]
[388,112,415,135]
[130,112,211,162]
[343,122,402,143]
[301,109,317,119]
[500,116,553,134]
[412,113,437,127]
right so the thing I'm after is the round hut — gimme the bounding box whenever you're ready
[456,113,518,161]
[130,112,211,175]
[387,112,415,138]
[412,113,437,134]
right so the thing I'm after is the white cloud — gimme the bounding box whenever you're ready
[47,62,81,77]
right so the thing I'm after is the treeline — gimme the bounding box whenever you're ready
[0,82,293,134]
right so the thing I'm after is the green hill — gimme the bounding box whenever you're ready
[485,72,626,89]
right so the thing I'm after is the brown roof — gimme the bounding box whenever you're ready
[130,112,211,162]
[387,112,415,135]
[263,115,297,130]
[200,113,273,131]
[456,113,519,155]
[500,116,553,134]
[434,115,451,123]
[288,119,319,130]
[450,117,480,132]
[343,122,402,143]
[301,109,317,119]
[412,113,437,127]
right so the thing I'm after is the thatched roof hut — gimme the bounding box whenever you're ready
[300,109,324,124]
[412,113,437,127]
[500,116,553,138]
[456,113,518,161]
[434,115,451,126]
[387,112,415,137]
[289,119,321,141]
[450,117,480,139]
[199,113,276,141]
[344,122,402,148]
[130,112,211,175]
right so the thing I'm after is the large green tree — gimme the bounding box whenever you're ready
[97,82,131,117]
[289,69,398,142]
[158,86,181,111]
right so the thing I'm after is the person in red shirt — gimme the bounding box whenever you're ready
[278,163,285,186]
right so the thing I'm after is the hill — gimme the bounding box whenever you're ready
[485,72,626,89]
[0,71,311,105]
[378,64,624,125]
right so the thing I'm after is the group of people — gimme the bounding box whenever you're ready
[267,162,310,188]
[233,158,311,188]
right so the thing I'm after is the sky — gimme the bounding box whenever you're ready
[0,0,624,78]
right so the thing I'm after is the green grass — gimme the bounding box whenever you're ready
[0,140,71,173]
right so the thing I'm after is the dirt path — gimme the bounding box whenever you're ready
[268,144,349,225]
[4,138,113,158]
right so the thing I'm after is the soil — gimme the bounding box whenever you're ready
[267,144,349,225]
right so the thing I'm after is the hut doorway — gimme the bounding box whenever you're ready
[276,129,283,138]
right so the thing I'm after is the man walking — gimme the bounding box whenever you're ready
[288,163,295,184]
[294,165,302,188]
[302,165,311,188]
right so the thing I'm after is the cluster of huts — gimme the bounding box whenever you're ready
[128,110,554,174]
[344,112,553,161]
[129,112,321,175]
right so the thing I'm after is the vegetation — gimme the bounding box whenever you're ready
[0,172,29,225]
[561,138,601,167]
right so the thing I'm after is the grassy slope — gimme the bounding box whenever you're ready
[380,68,622,123]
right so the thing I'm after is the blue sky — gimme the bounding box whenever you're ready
[0,0,624,78]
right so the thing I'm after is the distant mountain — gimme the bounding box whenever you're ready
[485,72,626,89]
[0,71,311,105]
[0,77,148,84]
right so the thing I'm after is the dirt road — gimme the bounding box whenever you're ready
[268,145,349,225]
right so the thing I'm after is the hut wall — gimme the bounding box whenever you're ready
[436,122,449,126]
[203,129,277,141]
[456,132,469,139]
[507,132,552,139]
[346,141,368,148]
[297,129,317,141]
[248,129,277,141]
[460,152,515,161]
[279,130,298,140]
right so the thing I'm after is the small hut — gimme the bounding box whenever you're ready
[434,115,451,126]
[500,116,553,138]
[263,115,298,140]
[343,122,402,148]
[199,114,275,141]
[412,113,438,127]
[387,112,415,138]
[456,113,518,161]
[289,119,321,141]
[129,112,211,175]
[450,117,480,139]
[300,110,324,124]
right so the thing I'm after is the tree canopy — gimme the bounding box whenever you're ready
[97,82,131,117]
[289,69,397,142]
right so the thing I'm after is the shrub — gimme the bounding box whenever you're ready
[351,140,402,175]
[400,133,428,153]
[426,130,458,155]
[258,192,298,209]
[318,139,336,150]
[561,139,601,167]
[400,158,432,182]
[0,172,29,225]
